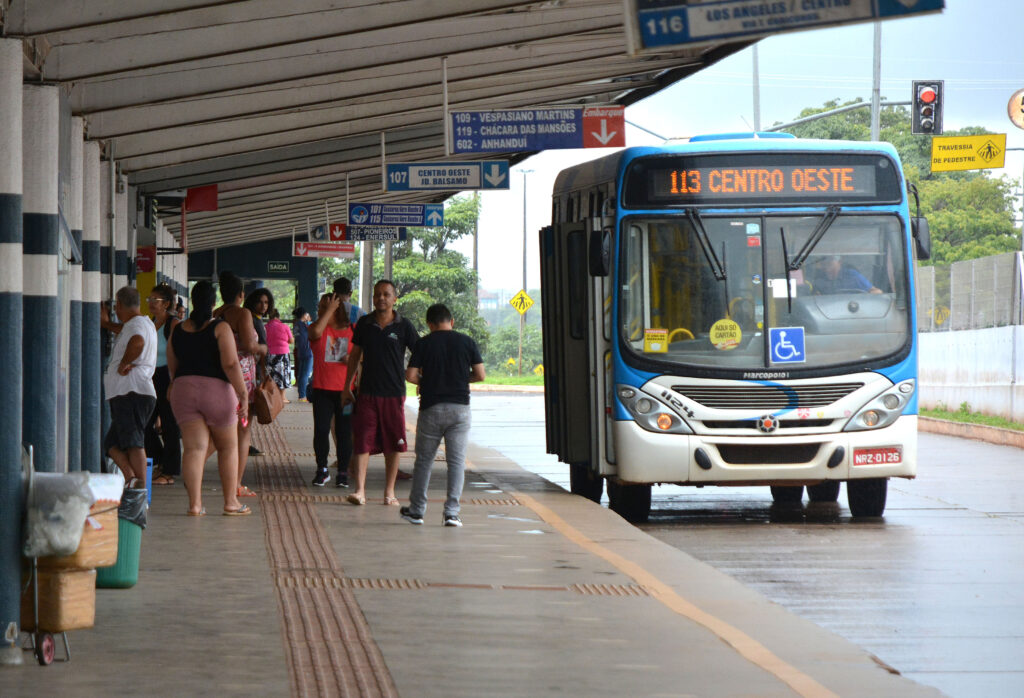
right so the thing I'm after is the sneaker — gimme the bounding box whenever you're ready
[311,469,330,487]
[400,506,424,525]
[443,514,463,527]
[335,472,349,488]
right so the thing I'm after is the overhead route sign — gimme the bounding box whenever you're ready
[311,223,348,241]
[347,226,408,241]
[293,241,356,258]
[627,0,945,54]
[385,161,510,191]
[931,133,1006,172]
[349,203,444,227]
[451,106,625,153]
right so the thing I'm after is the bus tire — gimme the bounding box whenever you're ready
[807,481,841,502]
[569,462,603,503]
[847,478,887,517]
[770,485,804,504]
[607,480,651,523]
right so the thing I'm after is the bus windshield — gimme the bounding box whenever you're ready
[620,213,911,371]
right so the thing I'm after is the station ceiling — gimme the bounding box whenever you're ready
[7,1,752,252]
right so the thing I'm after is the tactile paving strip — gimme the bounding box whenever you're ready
[253,420,398,698]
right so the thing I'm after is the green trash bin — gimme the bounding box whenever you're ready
[96,518,142,589]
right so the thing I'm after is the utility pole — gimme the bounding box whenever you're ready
[870,22,882,141]
[752,44,761,132]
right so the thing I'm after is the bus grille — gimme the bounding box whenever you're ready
[702,419,833,430]
[716,444,821,465]
[673,383,863,410]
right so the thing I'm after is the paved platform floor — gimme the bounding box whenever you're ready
[2,399,945,697]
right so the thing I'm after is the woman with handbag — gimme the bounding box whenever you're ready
[213,271,263,498]
[167,280,251,516]
[308,292,355,488]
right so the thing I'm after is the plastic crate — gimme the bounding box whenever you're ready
[95,519,142,589]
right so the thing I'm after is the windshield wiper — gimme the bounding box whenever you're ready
[788,205,840,270]
[779,227,793,314]
[686,208,726,281]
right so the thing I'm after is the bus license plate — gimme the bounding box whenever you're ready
[852,447,902,466]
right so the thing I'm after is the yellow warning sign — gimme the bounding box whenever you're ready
[709,318,742,351]
[931,133,1006,172]
[509,289,534,315]
[644,328,668,353]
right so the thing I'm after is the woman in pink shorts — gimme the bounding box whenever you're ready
[168,280,252,516]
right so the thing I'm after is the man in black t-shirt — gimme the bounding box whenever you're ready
[400,304,485,527]
[343,280,419,505]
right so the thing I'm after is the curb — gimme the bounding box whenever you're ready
[919,416,1024,450]
[471,383,544,393]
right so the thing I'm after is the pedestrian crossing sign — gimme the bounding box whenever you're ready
[510,289,534,315]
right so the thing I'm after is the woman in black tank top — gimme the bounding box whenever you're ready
[167,281,252,517]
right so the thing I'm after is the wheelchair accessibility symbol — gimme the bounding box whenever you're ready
[769,327,805,364]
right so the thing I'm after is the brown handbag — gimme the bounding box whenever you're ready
[253,374,284,424]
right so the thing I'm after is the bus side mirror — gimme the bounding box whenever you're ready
[589,228,611,277]
[912,217,931,261]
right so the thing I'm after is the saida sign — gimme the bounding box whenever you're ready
[931,133,1006,172]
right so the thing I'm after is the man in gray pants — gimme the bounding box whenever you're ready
[401,304,486,527]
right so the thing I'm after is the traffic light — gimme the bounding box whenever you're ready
[911,80,943,135]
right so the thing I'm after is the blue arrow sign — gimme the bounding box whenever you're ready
[631,0,943,51]
[348,203,444,227]
[385,161,510,191]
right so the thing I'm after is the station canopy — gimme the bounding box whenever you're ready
[8,1,752,251]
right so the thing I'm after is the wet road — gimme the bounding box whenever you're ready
[465,393,1024,698]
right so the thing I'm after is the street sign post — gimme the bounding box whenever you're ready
[627,0,944,54]
[385,161,510,191]
[450,106,625,153]
[293,241,356,258]
[509,289,534,315]
[348,202,444,227]
[931,133,1006,172]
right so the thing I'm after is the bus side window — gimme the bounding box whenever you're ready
[567,231,587,340]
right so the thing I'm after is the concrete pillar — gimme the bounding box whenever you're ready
[67,118,84,471]
[115,176,128,290]
[101,162,113,300]
[22,85,60,473]
[82,142,103,472]
[0,38,24,667]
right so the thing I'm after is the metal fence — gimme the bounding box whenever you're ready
[916,251,1024,332]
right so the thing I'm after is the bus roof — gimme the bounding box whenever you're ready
[551,135,902,197]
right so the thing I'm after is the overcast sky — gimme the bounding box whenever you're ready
[455,0,1024,294]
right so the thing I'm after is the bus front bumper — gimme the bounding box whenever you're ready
[612,416,917,485]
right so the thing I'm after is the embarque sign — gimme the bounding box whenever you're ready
[451,106,625,153]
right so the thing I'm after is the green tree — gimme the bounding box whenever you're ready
[781,98,1019,265]
[487,324,543,373]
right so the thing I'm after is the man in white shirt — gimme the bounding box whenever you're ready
[101,286,158,488]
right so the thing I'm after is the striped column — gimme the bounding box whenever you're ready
[0,38,24,664]
[81,142,103,472]
[114,177,128,290]
[22,85,60,473]
[67,118,84,472]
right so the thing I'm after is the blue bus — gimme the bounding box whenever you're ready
[540,133,931,522]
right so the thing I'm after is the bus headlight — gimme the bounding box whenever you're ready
[616,384,693,435]
[844,380,915,432]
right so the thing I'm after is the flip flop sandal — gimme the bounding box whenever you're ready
[154,474,175,486]
[223,504,252,516]
[383,496,400,506]
[187,508,206,517]
[237,486,257,497]
[346,494,366,506]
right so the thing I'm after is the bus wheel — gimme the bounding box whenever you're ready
[847,478,887,517]
[569,463,603,503]
[770,485,804,504]
[607,480,651,523]
[807,481,841,502]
